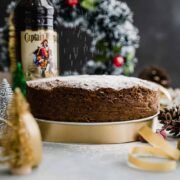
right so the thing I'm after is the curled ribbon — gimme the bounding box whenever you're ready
[128,126,180,172]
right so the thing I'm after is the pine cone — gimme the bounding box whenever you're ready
[158,106,180,137]
[138,66,171,88]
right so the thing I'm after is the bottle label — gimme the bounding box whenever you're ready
[21,29,58,80]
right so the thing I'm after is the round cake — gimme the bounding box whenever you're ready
[27,75,159,122]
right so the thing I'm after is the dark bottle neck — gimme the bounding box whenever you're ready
[14,0,55,30]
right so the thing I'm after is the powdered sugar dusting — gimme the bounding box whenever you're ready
[27,75,158,91]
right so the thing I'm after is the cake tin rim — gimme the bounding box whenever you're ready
[36,112,158,126]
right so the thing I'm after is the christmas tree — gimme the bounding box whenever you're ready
[1,89,33,170]
[0,79,13,136]
[83,0,139,75]
[0,88,42,175]
[0,79,13,121]
[12,63,27,96]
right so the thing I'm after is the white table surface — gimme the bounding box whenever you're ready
[0,141,179,180]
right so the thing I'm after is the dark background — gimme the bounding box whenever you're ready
[0,0,180,87]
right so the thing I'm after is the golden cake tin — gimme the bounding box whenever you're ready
[36,114,158,144]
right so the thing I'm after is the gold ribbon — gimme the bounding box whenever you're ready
[128,126,180,172]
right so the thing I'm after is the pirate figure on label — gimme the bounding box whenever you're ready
[33,39,53,77]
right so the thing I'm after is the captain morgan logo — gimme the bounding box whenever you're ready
[21,30,58,80]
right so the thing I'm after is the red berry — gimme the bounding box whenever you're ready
[156,129,167,139]
[113,55,125,67]
[67,0,78,7]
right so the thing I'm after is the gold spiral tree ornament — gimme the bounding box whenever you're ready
[0,88,42,175]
